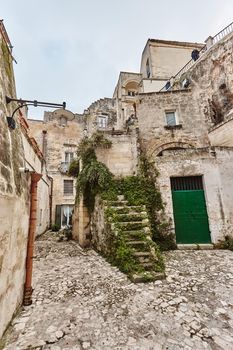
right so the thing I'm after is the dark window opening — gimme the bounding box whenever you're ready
[146,59,150,78]
[63,180,74,195]
[171,176,203,191]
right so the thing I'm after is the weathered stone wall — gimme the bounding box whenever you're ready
[90,196,106,252]
[180,32,233,128]
[149,41,203,80]
[113,72,141,129]
[28,111,83,224]
[96,131,138,177]
[0,32,29,337]
[72,198,90,247]
[21,125,51,236]
[36,173,51,236]
[208,110,233,147]
[154,147,233,243]
[137,89,210,155]
[140,40,203,81]
[85,98,117,135]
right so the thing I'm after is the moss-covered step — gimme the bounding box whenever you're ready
[127,240,148,250]
[117,222,148,231]
[110,206,145,214]
[106,200,128,207]
[124,230,148,240]
[131,271,166,283]
[114,213,147,222]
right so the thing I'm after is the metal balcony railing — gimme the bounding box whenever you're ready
[58,162,70,174]
[159,21,233,92]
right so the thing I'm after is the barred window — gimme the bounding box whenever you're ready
[63,180,73,195]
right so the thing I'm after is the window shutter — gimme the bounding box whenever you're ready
[55,205,61,228]
[63,180,74,195]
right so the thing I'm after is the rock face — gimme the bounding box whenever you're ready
[2,231,233,350]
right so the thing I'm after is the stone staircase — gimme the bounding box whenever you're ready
[105,195,165,282]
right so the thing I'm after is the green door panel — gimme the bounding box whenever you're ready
[172,190,211,244]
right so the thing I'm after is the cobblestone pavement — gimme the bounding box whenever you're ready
[2,232,233,350]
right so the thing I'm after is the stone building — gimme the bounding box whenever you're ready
[28,109,84,228]
[1,15,233,339]
[123,24,233,246]
[72,22,233,248]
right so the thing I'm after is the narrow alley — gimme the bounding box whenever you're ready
[2,232,233,350]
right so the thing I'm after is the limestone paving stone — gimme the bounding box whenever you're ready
[2,231,233,350]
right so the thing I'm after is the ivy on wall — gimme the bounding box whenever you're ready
[70,132,176,250]
[69,132,114,212]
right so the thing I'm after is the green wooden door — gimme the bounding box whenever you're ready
[171,177,211,244]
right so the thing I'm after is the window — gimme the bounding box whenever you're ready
[65,152,74,163]
[165,111,177,126]
[146,59,150,78]
[60,116,67,127]
[128,90,136,96]
[61,205,73,227]
[63,180,74,195]
[98,116,107,129]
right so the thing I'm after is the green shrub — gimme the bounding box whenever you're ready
[68,159,80,177]
[51,224,60,232]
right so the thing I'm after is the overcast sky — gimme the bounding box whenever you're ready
[1,1,233,119]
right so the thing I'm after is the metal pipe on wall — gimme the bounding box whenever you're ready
[23,172,42,306]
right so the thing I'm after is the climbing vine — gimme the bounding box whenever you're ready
[70,132,113,212]
[71,131,176,250]
[101,166,176,250]
[139,151,176,250]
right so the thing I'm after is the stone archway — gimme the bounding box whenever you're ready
[150,141,195,157]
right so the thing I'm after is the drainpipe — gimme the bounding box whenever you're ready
[42,130,47,160]
[48,175,53,227]
[23,172,42,306]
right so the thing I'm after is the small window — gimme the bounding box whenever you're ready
[146,59,150,78]
[63,180,74,195]
[60,116,67,127]
[128,90,136,96]
[98,116,107,129]
[165,111,177,126]
[65,152,74,163]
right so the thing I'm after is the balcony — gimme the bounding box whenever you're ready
[58,162,70,174]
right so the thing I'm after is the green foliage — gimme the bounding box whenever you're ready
[114,236,140,274]
[139,154,176,251]
[73,132,114,213]
[77,132,112,166]
[68,159,80,177]
[51,224,60,232]
[101,174,176,250]
[215,235,233,250]
[76,159,113,212]
[104,207,165,278]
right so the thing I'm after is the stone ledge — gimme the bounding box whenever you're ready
[177,244,214,250]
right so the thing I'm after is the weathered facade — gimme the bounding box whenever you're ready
[28,110,83,228]
[1,16,233,339]
[70,23,233,248]
[136,25,233,245]
[140,39,204,93]
[0,21,51,338]
[20,113,51,236]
